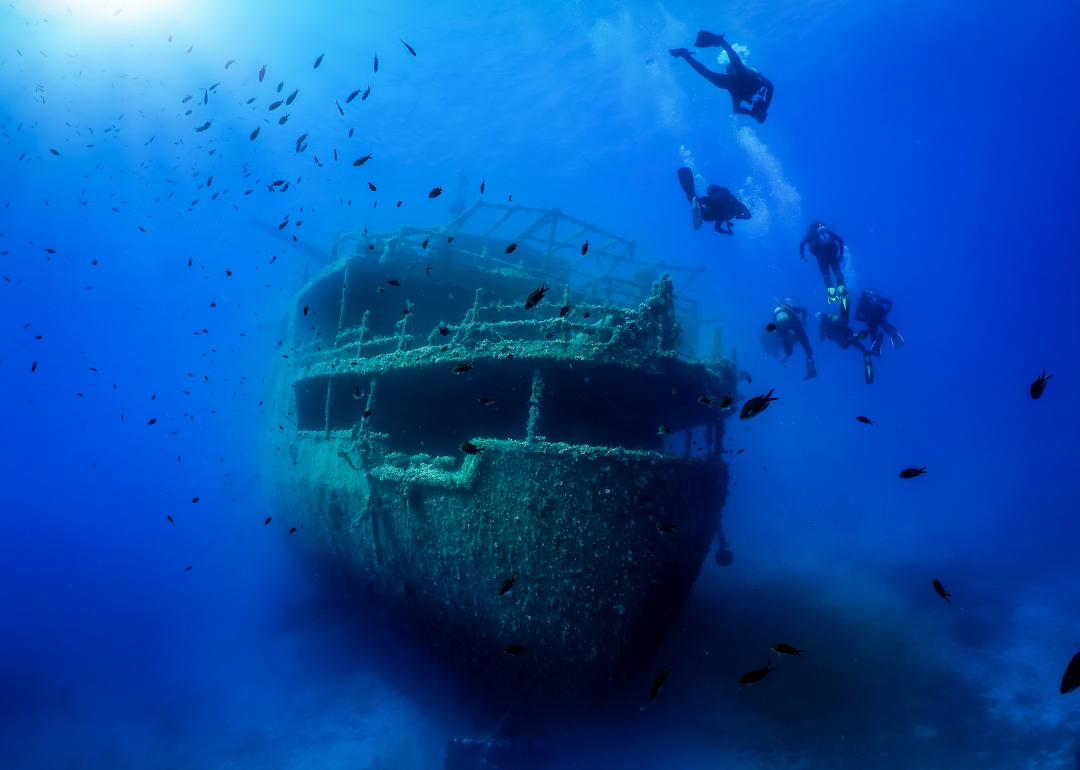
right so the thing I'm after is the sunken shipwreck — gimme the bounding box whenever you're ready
[262,200,737,703]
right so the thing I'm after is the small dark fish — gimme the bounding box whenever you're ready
[740,389,777,420]
[363,409,372,418]
[498,571,516,595]
[247,97,257,104]
[288,527,297,534]
[225,59,235,69]
[1060,651,1080,694]
[933,579,952,603]
[264,517,272,525]
[581,240,589,255]
[771,643,805,659]
[739,661,775,685]
[353,154,373,166]
[765,322,777,332]
[504,645,528,655]
[148,418,158,425]
[559,304,569,317]
[31,361,37,372]
[453,364,475,373]
[269,100,283,110]
[506,241,519,254]
[314,54,324,68]
[50,148,59,155]
[657,424,673,435]
[303,304,310,316]
[428,186,443,198]
[334,148,339,161]
[1030,370,1052,400]
[186,566,192,571]
[192,496,199,503]
[460,441,484,455]
[374,54,379,73]
[203,90,208,104]
[45,248,56,254]
[182,95,192,103]
[346,88,361,103]
[278,112,290,125]
[362,86,371,101]
[438,325,450,336]
[400,39,417,56]
[285,88,299,106]
[480,178,485,194]
[167,515,175,525]
[295,131,309,151]
[187,45,193,53]
[426,264,432,274]
[259,64,266,82]
[277,81,284,93]
[697,396,714,404]
[524,282,548,308]
[368,181,377,192]
[656,522,677,534]
[195,120,212,132]
[206,174,213,187]
[422,237,430,249]
[209,82,221,91]
[386,279,400,286]
[349,126,355,137]
[650,666,670,700]
[447,236,454,243]
[899,467,926,479]
[250,126,261,141]
[477,396,495,405]
[856,415,873,425]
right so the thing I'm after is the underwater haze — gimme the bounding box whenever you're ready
[2,0,1080,767]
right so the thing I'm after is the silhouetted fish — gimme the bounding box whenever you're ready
[650,666,670,700]
[933,579,951,603]
[374,54,379,72]
[314,54,324,68]
[460,441,484,455]
[285,88,299,105]
[856,415,873,425]
[771,643,805,658]
[581,240,589,255]
[400,39,416,56]
[740,390,777,419]
[428,186,443,198]
[498,571,516,595]
[899,467,926,478]
[1031,370,1053,400]
[346,88,361,103]
[739,661,775,684]
[1060,651,1080,694]
[259,64,266,82]
[504,645,527,655]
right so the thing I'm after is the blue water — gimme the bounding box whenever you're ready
[3,0,1079,767]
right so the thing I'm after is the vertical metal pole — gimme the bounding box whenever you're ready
[527,370,544,442]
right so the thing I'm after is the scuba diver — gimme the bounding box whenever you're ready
[817,311,875,384]
[771,298,817,380]
[799,221,849,316]
[854,289,905,356]
[676,167,751,235]
[669,31,774,124]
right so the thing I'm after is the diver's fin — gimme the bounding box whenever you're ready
[691,197,703,230]
[863,355,874,385]
[826,286,838,304]
[803,357,818,380]
[870,332,884,358]
[891,332,906,349]
[694,30,724,48]
[677,166,697,201]
[837,285,850,318]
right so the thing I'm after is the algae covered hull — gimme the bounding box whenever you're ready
[263,202,735,698]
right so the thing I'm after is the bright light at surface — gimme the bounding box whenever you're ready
[14,0,194,28]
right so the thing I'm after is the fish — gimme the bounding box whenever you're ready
[368,181,377,192]
[203,90,208,104]
[480,178,485,194]
[269,100,283,110]
[247,97,257,104]
[334,148,339,161]
[225,59,235,69]
[400,39,416,56]
[1060,651,1080,694]
[374,54,379,72]
[453,364,475,373]
[264,517,272,525]
[657,425,673,435]
[250,126,261,141]
[856,415,873,425]
[697,396,714,404]
[278,112,290,125]
[1031,370,1052,399]
[656,522,677,534]
[447,236,455,243]
[932,579,952,603]
[50,148,59,155]
[439,326,450,336]
[336,100,344,115]
[187,45,193,53]
[295,131,309,151]
[186,566,192,571]
[739,661,775,685]
[650,666,670,700]
[505,241,519,254]
[477,396,495,406]
[277,81,284,92]
[148,417,158,426]
[303,304,310,316]
[765,323,777,332]
[346,88,361,103]
[206,175,213,187]
[422,237,430,249]
[192,496,199,503]
[525,282,548,309]
[289,527,297,534]
[504,645,528,655]
[559,304,570,317]
[460,441,484,455]
[739,389,777,420]
[426,264,432,274]
[363,409,373,418]
[182,95,192,103]
[429,187,443,198]
[314,54,324,68]
[349,126,355,137]
[285,88,299,105]
[45,248,56,254]
[259,64,266,82]
[386,279,400,286]
[210,82,221,91]
[498,571,517,595]
[899,467,926,478]
[195,120,212,132]
[31,362,37,372]
[138,226,147,233]
[362,86,371,101]
[771,643,805,659]
[353,154,373,166]
[580,240,590,256]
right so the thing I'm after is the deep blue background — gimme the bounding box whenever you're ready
[2,0,1079,767]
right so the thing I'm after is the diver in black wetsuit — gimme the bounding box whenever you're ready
[799,221,849,316]
[669,31,774,124]
[773,298,817,380]
[818,311,875,384]
[676,167,751,235]
[854,289,905,356]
